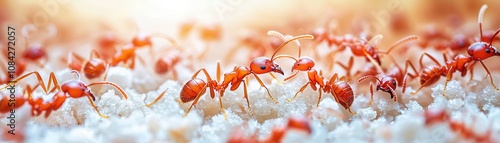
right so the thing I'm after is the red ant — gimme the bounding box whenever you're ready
[269,31,355,113]
[411,4,500,95]
[19,24,56,68]
[152,37,184,80]
[172,34,313,118]
[109,33,177,69]
[355,36,419,104]
[423,109,495,142]
[327,34,418,73]
[0,70,129,118]
[66,50,108,80]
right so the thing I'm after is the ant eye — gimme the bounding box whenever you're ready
[297,63,301,66]
[392,81,396,85]
[485,48,491,53]
[81,88,85,91]
[260,65,266,70]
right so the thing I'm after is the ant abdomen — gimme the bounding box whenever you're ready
[330,82,354,111]
[180,78,207,103]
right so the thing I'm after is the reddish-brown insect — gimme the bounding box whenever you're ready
[423,109,495,142]
[328,34,418,72]
[173,34,312,118]
[357,58,418,105]
[411,4,500,95]
[269,31,354,113]
[263,116,312,143]
[108,21,178,69]
[0,70,129,118]
[66,50,108,80]
[19,24,54,68]
[152,37,182,80]
[355,37,419,104]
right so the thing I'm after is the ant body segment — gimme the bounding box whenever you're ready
[175,34,313,118]
[411,4,500,95]
[67,50,108,80]
[269,31,355,113]
[0,70,129,118]
[355,36,419,104]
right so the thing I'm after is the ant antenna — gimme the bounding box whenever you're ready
[358,75,381,83]
[363,35,385,73]
[269,33,314,61]
[489,29,500,47]
[268,30,307,58]
[478,4,487,40]
[383,35,419,54]
[71,70,81,81]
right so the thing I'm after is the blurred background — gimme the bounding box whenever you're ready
[1,0,500,88]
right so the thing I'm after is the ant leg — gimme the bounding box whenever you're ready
[145,89,167,107]
[326,49,340,71]
[419,52,441,69]
[268,73,283,85]
[336,57,354,81]
[368,82,374,105]
[411,80,432,95]
[252,73,278,104]
[288,82,310,102]
[242,80,253,115]
[443,67,455,96]
[466,62,476,84]
[86,95,108,118]
[87,81,129,100]
[404,60,419,79]
[217,61,221,83]
[479,61,499,90]
[316,88,323,108]
[362,48,384,74]
[47,72,61,93]
[218,95,227,119]
[67,52,86,71]
[1,71,54,94]
[183,84,209,117]
[284,71,299,81]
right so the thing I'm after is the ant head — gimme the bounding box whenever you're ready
[250,57,284,75]
[377,76,397,93]
[83,59,106,79]
[61,80,96,101]
[467,42,499,61]
[292,57,315,72]
[132,32,151,47]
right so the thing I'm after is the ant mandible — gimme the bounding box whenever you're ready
[356,36,419,105]
[269,31,355,113]
[0,70,129,118]
[174,34,313,118]
[411,4,500,95]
